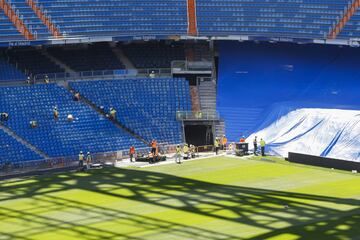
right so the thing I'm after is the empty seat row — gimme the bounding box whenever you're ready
[196,0,350,38]
[0,83,147,158]
[0,128,43,165]
[69,78,191,145]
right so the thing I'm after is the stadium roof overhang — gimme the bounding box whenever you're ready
[0,34,359,48]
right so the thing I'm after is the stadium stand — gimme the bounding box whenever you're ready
[0,83,146,158]
[70,78,191,144]
[6,47,64,76]
[11,0,51,39]
[0,51,26,81]
[338,9,360,38]
[0,128,43,165]
[47,43,124,71]
[121,42,185,69]
[33,0,188,37]
[195,0,350,38]
[0,7,24,41]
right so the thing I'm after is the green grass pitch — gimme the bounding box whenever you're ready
[0,156,359,240]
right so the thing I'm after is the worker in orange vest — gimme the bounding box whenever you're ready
[150,140,157,163]
[240,136,246,143]
[129,146,136,162]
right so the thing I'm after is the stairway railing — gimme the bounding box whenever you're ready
[27,0,62,38]
[328,0,360,39]
[0,0,34,40]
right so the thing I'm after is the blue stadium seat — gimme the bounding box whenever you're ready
[196,0,350,39]
[0,128,43,165]
[337,11,360,38]
[70,78,192,145]
[0,50,26,81]
[0,9,24,41]
[0,83,147,158]
[35,0,188,38]
[10,0,52,39]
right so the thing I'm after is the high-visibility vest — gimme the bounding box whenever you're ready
[176,147,182,154]
[79,154,84,161]
[183,146,189,153]
[151,141,157,148]
[260,140,266,147]
[129,147,135,154]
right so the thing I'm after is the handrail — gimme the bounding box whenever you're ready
[0,143,181,176]
[187,0,198,36]
[0,0,34,40]
[328,0,360,39]
[26,0,62,38]
[176,111,220,121]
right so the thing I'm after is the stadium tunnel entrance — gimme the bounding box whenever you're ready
[184,122,214,147]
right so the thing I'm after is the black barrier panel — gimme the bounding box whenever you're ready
[288,152,360,171]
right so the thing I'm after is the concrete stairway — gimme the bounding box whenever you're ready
[215,120,225,138]
[0,124,49,159]
[198,80,217,113]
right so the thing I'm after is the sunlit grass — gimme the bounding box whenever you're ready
[0,156,359,240]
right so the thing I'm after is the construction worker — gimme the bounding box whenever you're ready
[253,136,258,155]
[0,112,9,122]
[53,106,59,120]
[86,152,92,170]
[73,92,80,101]
[221,135,227,150]
[129,145,136,162]
[175,145,182,164]
[149,71,156,78]
[190,144,196,158]
[67,114,74,122]
[214,137,220,155]
[44,75,50,84]
[183,143,189,159]
[109,107,117,120]
[78,151,84,169]
[30,120,37,128]
[150,140,157,163]
[260,138,266,156]
[26,76,32,84]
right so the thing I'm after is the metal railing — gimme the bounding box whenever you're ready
[32,69,138,82]
[0,143,179,177]
[171,60,213,74]
[29,68,173,83]
[176,111,220,121]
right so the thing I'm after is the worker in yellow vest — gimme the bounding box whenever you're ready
[183,143,189,159]
[260,138,266,156]
[175,145,182,164]
[78,151,84,169]
[86,152,92,170]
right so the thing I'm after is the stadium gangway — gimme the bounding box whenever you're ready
[32,68,173,83]
[176,111,220,121]
[171,60,213,74]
